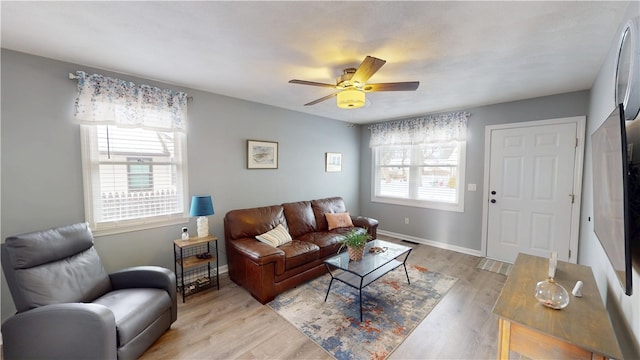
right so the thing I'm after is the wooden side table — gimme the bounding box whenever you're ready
[173,235,219,302]
[492,253,622,360]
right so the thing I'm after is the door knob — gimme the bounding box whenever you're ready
[491,199,497,203]
[491,191,497,195]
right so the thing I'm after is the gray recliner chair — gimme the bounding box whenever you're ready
[1,222,177,360]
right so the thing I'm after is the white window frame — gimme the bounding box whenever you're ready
[371,141,466,212]
[80,124,189,236]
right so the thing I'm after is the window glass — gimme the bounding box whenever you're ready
[127,159,153,192]
[373,141,465,212]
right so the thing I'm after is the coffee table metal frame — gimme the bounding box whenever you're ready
[323,239,412,321]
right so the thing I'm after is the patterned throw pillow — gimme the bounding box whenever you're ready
[255,224,292,247]
[325,212,354,230]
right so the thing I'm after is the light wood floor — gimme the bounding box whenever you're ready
[141,235,507,359]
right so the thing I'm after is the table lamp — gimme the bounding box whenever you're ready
[190,195,214,237]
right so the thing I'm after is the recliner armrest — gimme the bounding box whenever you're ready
[110,266,177,323]
[1,303,117,360]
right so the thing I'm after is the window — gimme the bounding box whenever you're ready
[370,112,469,212]
[82,125,187,230]
[74,71,188,234]
[374,142,466,211]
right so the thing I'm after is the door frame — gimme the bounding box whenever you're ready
[480,116,586,263]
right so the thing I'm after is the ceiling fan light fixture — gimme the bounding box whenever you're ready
[290,56,418,107]
[337,89,365,109]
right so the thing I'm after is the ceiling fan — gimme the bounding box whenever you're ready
[289,56,419,109]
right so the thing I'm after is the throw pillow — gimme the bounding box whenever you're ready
[255,224,292,247]
[325,212,354,230]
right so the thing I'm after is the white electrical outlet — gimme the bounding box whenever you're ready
[405,218,410,224]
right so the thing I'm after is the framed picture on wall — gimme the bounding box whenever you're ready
[247,140,278,169]
[325,152,342,172]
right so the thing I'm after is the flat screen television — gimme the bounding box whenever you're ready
[592,103,638,295]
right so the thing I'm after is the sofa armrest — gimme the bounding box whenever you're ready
[2,303,117,360]
[229,238,285,266]
[110,266,177,323]
[352,216,379,238]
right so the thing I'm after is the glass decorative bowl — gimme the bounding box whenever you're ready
[534,278,570,309]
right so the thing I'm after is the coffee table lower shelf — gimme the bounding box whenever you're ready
[323,240,412,322]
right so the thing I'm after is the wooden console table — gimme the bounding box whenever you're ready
[492,253,622,359]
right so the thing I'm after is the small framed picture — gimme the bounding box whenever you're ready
[247,140,278,169]
[325,152,342,172]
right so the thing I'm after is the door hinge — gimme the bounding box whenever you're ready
[569,249,572,259]
[575,138,579,148]
[569,194,575,204]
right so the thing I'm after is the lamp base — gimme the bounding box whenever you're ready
[196,216,209,237]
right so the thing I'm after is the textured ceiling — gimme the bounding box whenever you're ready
[0,1,631,124]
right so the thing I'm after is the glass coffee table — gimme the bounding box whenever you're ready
[323,239,412,321]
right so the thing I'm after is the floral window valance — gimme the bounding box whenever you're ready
[369,112,470,147]
[73,71,188,132]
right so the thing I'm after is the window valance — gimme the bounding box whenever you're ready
[73,71,188,132]
[369,112,470,147]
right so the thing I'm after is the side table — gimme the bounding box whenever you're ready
[492,253,622,359]
[173,235,219,302]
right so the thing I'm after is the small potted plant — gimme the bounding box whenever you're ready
[338,229,372,261]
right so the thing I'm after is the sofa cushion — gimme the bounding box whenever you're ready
[225,205,287,239]
[93,288,171,346]
[282,201,317,237]
[325,212,354,230]
[278,240,319,270]
[331,226,367,236]
[312,197,348,231]
[297,232,344,258]
[256,224,292,247]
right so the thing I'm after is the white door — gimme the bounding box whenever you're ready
[486,122,578,263]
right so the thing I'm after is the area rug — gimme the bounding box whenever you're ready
[476,258,512,276]
[268,265,457,360]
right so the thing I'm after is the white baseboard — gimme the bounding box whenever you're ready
[219,264,229,274]
[377,229,483,257]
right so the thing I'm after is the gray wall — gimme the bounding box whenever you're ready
[359,91,590,251]
[1,49,361,322]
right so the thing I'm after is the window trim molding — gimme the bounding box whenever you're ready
[90,214,189,237]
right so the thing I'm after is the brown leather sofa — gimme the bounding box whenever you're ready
[224,197,378,304]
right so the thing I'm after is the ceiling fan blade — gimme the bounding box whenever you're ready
[289,79,337,88]
[351,56,386,84]
[364,81,420,92]
[304,92,338,106]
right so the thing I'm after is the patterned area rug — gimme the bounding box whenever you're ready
[268,265,457,360]
[476,258,513,276]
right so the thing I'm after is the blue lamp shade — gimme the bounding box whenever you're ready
[190,196,214,217]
